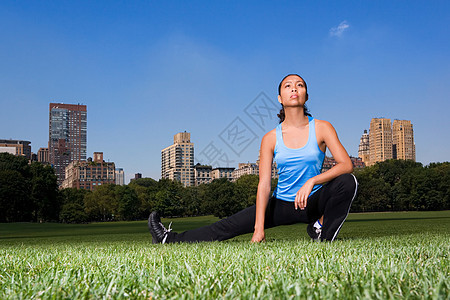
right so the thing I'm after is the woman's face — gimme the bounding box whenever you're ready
[278,75,308,107]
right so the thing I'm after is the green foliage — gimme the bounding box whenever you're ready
[0,169,31,222]
[128,177,158,188]
[153,179,184,217]
[59,188,89,223]
[353,160,449,212]
[234,174,259,208]
[84,184,118,221]
[0,152,30,175]
[182,185,207,216]
[129,178,158,219]
[205,178,242,218]
[0,153,53,222]
[29,162,59,222]
[115,185,140,221]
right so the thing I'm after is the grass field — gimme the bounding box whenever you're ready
[1,211,449,299]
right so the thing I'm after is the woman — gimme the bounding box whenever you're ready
[149,74,358,243]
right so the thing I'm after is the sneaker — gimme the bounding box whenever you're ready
[307,223,322,241]
[148,212,172,244]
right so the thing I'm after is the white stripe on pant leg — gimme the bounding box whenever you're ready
[331,174,358,242]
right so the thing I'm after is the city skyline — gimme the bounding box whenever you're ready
[1,1,449,182]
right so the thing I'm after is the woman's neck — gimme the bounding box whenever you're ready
[283,107,309,127]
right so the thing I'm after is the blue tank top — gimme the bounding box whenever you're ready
[272,116,325,202]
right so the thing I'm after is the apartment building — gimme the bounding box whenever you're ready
[161,131,195,187]
[61,152,115,190]
[368,118,393,166]
[392,120,416,161]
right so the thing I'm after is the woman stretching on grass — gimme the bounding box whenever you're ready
[148,74,358,243]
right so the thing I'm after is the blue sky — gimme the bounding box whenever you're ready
[1,1,449,182]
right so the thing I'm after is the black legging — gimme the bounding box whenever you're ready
[166,173,358,243]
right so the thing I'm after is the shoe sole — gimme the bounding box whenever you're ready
[148,214,159,244]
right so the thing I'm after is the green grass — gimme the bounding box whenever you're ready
[1,211,449,299]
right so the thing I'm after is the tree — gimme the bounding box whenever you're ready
[129,178,158,188]
[0,169,31,222]
[84,184,118,221]
[207,178,241,218]
[373,159,422,187]
[234,174,259,208]
[115,185,140,221]
[153,179,184,217]
[0,153,32,222]
[353,168,391,212]
[59,188,89,223]
[30,162,59,222]
[129,177,159,219]
[182,185,208,216]
[426,162,450,210]
[0,152,30,176]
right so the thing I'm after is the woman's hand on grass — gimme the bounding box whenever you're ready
[251,230,266,243]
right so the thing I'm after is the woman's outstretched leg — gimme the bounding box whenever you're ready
[149,203,259,244]
[148,197,311,243]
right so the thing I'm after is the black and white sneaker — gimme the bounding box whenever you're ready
[148,212,172,244]
[307,223,322,242]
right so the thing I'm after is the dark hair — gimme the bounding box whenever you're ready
[277,74,311,123]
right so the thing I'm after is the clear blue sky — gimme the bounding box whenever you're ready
[1,1,449,182]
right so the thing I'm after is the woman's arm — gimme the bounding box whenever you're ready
[251,130,275,242]
[295,120,353,210]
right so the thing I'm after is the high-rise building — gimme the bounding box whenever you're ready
[161,131,195,187]
[392,120,416,161]
[115,168,125,185]
[358,129,370,165]
[61,152,115,190]
[37,147,49,164]
[0,139,32,159]
[368,118,392,166]
[49,103,87,185]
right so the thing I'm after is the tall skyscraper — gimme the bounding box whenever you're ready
[49,103,87,185]
[392,120,415,161]
[161,131,194,187]
[358,129,370,165]
[369,118,392,166]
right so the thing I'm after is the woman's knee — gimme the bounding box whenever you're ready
[333,173,358,193]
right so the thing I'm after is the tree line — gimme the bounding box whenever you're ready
[0,152,448,223]
[353,159,449,212]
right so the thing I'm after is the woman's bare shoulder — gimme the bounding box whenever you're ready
[315,119,335,132]
[263,128,276,139]
[261,128,276,147]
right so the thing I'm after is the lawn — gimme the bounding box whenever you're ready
[1,211,449,299]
